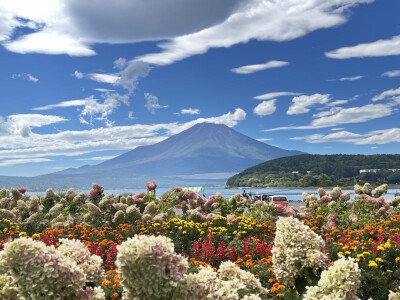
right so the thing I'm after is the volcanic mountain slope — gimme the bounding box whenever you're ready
[57,122,304,177]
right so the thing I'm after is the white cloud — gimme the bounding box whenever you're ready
[144,93,167,114]
[0,114,67,137]
[79,94,128,126]
[372,86,400,101]
[264,102,396,132]
[382,70,400,78]
[0,108,246,160]
[113,57,127,70]
[326,35,400,59]
[89,73,120,84]
[257,138,272,142]
[33,99,89,110]
[312,107,342,118]
[116,60,150,93]
[253,91,302,100]
[231,60,289,74]
[74,70,83,79]
[287,94,331,115]
[291,128,400,145]
[181,108,200,115]
[253,100,277,116]
[0,0,241,55]
[311,104,392,128]
[330,127,345,131]
[290,131,362,143]
[338,75,364,81]
[0,158,52,167]
[137,0,373,65]
[4,31,96,56]
[128,111,134,119]
[11,73,39,82]
[327,100,348,106]
[74,70,121,84]
[76,155,118,161]
[94,88,116,92]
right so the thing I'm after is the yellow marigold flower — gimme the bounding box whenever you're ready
[377,245,385,251]
[19,232,27,237]
[338,252,344,257]
[368,261,378,268]
[363,252,371,256]
[375,258,383,263]
[387,270,393,273]
[345,251,351,255]
[395,257,400,264]
[182,231,187,234]
[384,239,391,248]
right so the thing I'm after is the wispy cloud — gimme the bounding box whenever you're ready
[287,94,331,115]
[231,60,289,74]
[11,73,39,82]
[253,100,277,116]
[76,155,118,161]
[180,108,200,115]
[326,35,400,59]
[0,158,52,167]
[338,75,364,81]
[264,103,396,132]
[253,91,302,100]
[74,70,120,84]
[291,128,400,145]
[144,93,167,114]
[33,99,89,110]
[372,86,400,101]
[0,108,246,160]
[382,70,400,78]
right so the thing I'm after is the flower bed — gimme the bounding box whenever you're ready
[0,182,400,299]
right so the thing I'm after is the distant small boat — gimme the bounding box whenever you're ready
[395,192,400,197]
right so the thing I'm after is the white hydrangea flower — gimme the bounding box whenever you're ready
[58,239,105,285]
[375,184,388,194]
[0,274,19,300]
[272,217,328,286]
[116,235,188,300]
[389,290,400,300]
[303,257,361,300]
[1,238,86,299]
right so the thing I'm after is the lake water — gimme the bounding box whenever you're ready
[30,187,399,202]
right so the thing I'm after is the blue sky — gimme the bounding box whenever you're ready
[0,0,400,176]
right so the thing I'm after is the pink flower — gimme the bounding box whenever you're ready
[320,195,332,204]
[146,180,157,191]
[184,190,198,200]
[227,214,236,223]
[367,196,378,205]
[255,200,263,206]
[349,214,358,223]
[377,196,385,206]
[89,189,98,200]
[204,199,214,208]
[18,187,27,194]
[172,187,182,192]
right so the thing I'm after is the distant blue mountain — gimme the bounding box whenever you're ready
[57,122,304,176]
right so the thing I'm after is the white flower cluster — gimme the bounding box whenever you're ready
[272,217,328,286]
[57,239,105,285]
[116,235,188,300]
[175,262,267,300]
[389,289,400,300]
[375,184,389,194]
[303,257,361,300]
[0,237,105,300]
[0,274,19,300]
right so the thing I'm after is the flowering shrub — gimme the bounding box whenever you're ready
[116,235,188,299]
[0,181,400,299]
[303,257,361,299]
[272,216,328,289]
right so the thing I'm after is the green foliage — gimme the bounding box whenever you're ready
[227,154,400,187]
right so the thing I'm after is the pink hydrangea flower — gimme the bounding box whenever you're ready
[146,180,157,191]
[349,214,358,223]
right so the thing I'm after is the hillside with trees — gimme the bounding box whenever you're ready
[226,154,400,187]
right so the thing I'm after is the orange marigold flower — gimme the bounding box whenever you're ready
[111,292,119,299]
